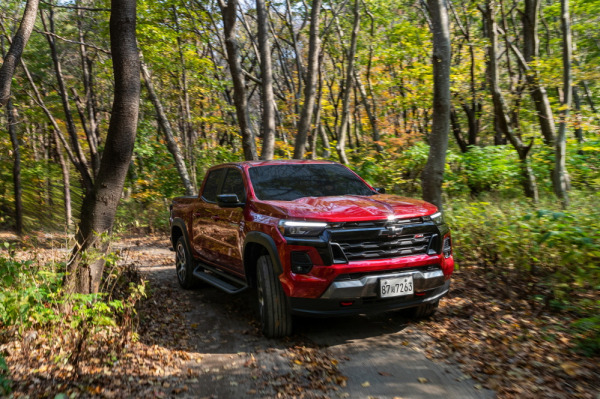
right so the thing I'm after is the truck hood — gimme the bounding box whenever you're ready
[253,194,438,221]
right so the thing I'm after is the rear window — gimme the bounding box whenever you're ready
[248,164,375,201]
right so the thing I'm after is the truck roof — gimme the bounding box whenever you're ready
[215,159,339,168]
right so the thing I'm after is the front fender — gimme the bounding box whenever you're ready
[244,231,283,275]
[170,217,191,250]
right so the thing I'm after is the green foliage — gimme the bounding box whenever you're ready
[0,244,146,369]
[0,352,10,396]
[571,314,600,356]
[0,245,63,332]
[446,193,600,354]
[456,146,521,195]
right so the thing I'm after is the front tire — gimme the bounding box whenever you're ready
[175,236,197,289]
[256,255,292,338]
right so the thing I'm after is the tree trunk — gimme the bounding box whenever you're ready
[256,0,276,160]
[140,60,196,196]
[484,1,538,202]
[293,0,322,159]
[0,0,39,107]
[53,128,72,228]
[572,86,583,143]
[553,0,571,208]
[41,7,94,194]
[522,0,556,146]
[336,0,360,165]
[219,0,257,161]
[420,0,451,211]
[6,99,23,234]
[354,70,382,152]
[76,0,100,176]
[65,0,140,295]
[450,106,468,153]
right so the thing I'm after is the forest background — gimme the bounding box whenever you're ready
[0,0,599,396]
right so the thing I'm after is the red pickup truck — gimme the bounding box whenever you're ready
[169,160,454,337]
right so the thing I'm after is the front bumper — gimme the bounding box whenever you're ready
[290,274,450,317]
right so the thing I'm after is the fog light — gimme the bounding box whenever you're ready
[290,251,313,274]
[443,236,452,258]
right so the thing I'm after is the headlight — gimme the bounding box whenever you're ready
[278,220,327,237]
[428,211,445,225]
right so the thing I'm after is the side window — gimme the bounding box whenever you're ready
[202,168,224,202]
[221,169,246,201]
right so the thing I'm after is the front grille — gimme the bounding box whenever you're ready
[334,233,433,261]
[324,217,438,262]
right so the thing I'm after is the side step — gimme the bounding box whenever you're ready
[192,265,248,294]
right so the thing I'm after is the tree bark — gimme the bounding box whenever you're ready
[40,6,94,194]
[52,128,72,228]
[140,59,196,196]
[76,0,101,177]
[553,0,571,208]
[484,1,538,202]
[293,0,322,159]
[0,0,39,107]
[256,0,276,160]
[65,0,140,294]
[6,98,23,234]
[218,0,257,161]
[522,0,556,146]
[420,0,451,211]
[336,0,360,165]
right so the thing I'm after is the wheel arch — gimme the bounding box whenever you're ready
[171,218,190,250]
[243,232,283,288]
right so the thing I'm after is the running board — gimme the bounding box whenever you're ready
[192,265,248,294]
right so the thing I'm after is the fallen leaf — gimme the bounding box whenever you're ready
[560,362,579,377]
[378,371,393,377]
[361,381,370,387]
[418,377,428,384]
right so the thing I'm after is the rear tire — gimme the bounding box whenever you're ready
[256,255,292,338]
[412,300,439,319]
[175,236,197,289]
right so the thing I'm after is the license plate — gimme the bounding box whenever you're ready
[380,276,414,298]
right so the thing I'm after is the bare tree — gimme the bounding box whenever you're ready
[553,0,571,207]
[218,0,257,161]
[64,0,140,294]
[335,0,360,165]
[140,58,196,196]
[6,98,23,234]
[256,0,276,159]
[522,0,555,146]
[0,0,39,107]
[293,0,322,159]
[420,0,451,210]
[483,1,538,202]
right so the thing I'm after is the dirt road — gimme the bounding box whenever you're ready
[121,236,495,399]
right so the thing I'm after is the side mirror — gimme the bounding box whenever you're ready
[217,193,245,208]
[375,187,386,194]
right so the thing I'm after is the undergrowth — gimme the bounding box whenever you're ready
[445,192,600,356]
[0,244,146,393]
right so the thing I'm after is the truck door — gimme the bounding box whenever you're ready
[210,167,246,276]
[191,168,225,265]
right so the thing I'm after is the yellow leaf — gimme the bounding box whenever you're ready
[361,381,371,387]
[418,377,428,384]
[560,361,579,377]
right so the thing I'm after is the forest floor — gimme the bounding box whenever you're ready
[1,232,599,398]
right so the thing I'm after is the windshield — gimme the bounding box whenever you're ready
[248,164,375,201]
